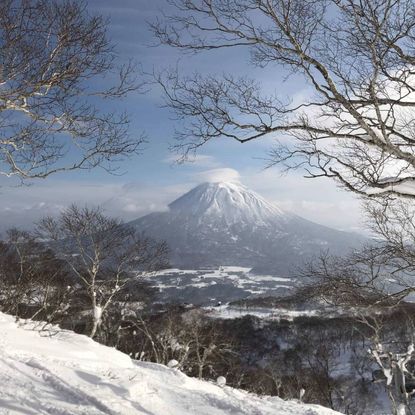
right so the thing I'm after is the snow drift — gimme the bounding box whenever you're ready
[0,312,341,415]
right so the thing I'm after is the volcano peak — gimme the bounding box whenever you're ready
[168,181,286,225]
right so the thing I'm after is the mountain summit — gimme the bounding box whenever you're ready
[169,181,287,226]
[130,181,363,274]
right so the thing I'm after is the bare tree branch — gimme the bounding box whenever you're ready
[153,0,415,199]
[0,0,144,180]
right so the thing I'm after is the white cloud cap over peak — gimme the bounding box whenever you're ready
[194,168,241,183]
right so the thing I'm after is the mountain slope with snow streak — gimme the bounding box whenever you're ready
[0,312,341,415]
[131,181,364,275]
[169,181,287,226]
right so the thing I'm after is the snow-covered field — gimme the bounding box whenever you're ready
[206,304,320,321]
[0,312,341,415]
[148,266,294,306]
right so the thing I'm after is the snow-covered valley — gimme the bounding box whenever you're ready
[148,266,295,306]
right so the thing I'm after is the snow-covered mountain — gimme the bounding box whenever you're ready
[169,181,286,225]
[130,181,364,275]
[0,312,341,414]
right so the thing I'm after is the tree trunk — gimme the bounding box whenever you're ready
[90,296,102,338]
[391,366,410,415]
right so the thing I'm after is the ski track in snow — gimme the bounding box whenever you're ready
[0,312,342,415]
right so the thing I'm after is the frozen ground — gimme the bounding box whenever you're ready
[0,312,341,415]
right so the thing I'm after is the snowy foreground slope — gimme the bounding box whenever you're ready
[0,312,341,415]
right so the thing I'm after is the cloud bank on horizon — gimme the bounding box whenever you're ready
[0,159,363,235]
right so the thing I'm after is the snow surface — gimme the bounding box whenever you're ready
[0,312,341,415]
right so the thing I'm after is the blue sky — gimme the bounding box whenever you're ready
[0,0,363,234]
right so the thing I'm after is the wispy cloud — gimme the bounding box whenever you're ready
[193,168,241,183]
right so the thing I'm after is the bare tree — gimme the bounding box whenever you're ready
[0,0,143,180]
[299,198,415,414]
[302,199,415,308]
[153,0,415,199]
[120,306,235,380]
[0,228,73,322]
[363,315,415,415]
[124,306,192,365]
[180,309,236,379]
[37,205,169,338]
